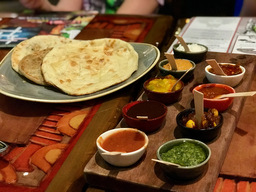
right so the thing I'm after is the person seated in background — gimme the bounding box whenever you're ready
[240,0,256,16]
[158,0,255,18]
[19,0,164,15]
[19,0,255,17]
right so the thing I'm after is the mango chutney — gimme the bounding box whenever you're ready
[146,75,182,93]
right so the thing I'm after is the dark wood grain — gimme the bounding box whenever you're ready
[84,52,256,192]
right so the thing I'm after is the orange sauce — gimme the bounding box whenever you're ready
[198,86,230,99]
[163,59,193,70]
[101,130,145,153]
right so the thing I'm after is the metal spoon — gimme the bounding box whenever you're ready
[171,67,192,92]
[151,159,181,167]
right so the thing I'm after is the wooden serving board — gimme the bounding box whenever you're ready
[84,52,256,192]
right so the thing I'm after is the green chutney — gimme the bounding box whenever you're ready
[161,141,207,166]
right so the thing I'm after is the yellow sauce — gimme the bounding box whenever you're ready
[163,59,193,71]
[146,75,182,93]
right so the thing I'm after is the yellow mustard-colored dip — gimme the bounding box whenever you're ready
[163,59,192,71]
[146,75,182,93]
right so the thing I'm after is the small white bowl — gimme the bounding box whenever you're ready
[205,63,245,87]
[96,128,148,167]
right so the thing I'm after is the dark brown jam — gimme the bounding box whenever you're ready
[127,102,165,119]
[208,64,242,76]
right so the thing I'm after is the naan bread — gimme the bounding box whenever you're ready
[11,35,73,72]
[18,48,52,85]
[42,38,138,95]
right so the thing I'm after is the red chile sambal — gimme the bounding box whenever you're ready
[100,130,146,153]
[208,64,242,76]
[198,86,231,99]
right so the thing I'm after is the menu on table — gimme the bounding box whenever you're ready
[168,17,256,55]
[0,11,95,48]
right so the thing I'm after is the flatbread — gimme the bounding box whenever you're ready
[42,38,138,95]
[18,48,52,85]
[11,35,73,72]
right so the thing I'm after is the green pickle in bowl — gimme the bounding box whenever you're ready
[161,141,207,167]
[156,138,211,180]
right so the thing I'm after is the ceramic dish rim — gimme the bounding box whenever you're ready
[96,128,149,156]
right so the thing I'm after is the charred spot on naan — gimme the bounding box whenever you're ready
[104,46,113,56]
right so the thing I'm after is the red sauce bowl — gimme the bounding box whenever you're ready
[193,83,235,112]
[122,100,167,133]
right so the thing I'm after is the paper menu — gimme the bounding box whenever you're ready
[0,12,95,48]
[168,17,256,55]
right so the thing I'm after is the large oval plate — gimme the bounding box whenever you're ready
[0,43,160,103]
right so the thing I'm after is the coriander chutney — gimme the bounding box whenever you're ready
[161,141,207,166]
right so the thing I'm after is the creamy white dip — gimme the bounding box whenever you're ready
[176,43,206,52]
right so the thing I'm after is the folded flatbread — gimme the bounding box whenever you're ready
[11,35,73,72]
[42,38,138,95]
[18,48,52,85]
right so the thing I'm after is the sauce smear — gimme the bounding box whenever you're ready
[101,130,145,153]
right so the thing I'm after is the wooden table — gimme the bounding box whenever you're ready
[1,14,255,192]
[0,14,175,192]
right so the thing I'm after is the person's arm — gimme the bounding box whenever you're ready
[19,0,82,11]
[240,0,256,16]
[116,0,159,15]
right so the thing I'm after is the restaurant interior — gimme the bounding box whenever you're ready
[0,0,256,192]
